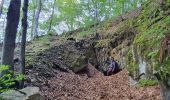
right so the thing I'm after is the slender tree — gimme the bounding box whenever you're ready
[30,1,36,39]
[91,0,98,34]
[1,0,21,76]
[19,0,29,88]
[32,0,42,38]
[48,0,56,33]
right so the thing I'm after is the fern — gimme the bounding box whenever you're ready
[0,65,24,93]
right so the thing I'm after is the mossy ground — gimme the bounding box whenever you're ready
[25,34,66,68]
[138,79,158,87]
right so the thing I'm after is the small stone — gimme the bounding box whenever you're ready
[31,78,37,83]
[0,87,44,100]
[58,56,62,60]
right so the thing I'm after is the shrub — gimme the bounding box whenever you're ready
[0,65,24,93]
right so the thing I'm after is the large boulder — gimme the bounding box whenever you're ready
[27,40,97,76]
[70,55,87,73]
[0,87,44,100]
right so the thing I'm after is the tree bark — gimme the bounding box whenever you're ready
[48,0,56,33]
[19,0,28,88]
[32,0,42,38]
[1,0,21,76]
[30,3,36,39]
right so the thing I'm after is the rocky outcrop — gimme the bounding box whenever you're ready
[25,40,97,82]
[0,87,44,100]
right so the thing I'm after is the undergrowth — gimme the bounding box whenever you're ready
[138,79,158,87]
[133,0,170,82]
[0,65,24,93]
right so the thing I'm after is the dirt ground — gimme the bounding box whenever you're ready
[40,66,161,100]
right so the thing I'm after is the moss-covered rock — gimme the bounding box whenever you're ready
[70,55,87,73]
[25,37,98,77]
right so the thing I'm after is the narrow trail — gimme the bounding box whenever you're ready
[40,65,161,100]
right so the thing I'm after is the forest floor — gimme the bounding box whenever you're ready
[7,7,161,100]
[40,65,161,100]
[24,38,162,100]
[24,20,162,100]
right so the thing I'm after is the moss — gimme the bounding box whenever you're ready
[78,31,89,38]
[70,55,87,73]
[128,60,138,77]
[114,18,134,34]
[25,57,33,68]
[125,48,139,77]
[132,4,170,82]
[95,39,110,48]
[101,20,113,30]
[25,34,60,68]
[138,79,158,87]
[155,57,170,81]
[110,0,165,74]
[127,1,170,86]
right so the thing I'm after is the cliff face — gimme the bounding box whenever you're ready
[93,0,170,82]
[23,0,170,99]
[25,0,169,80]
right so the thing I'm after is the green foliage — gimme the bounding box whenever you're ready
[155,57,170,82]
[128,0,170,84]
[147,50,159,59]
[46,0,143,33]
[100,20,113,30]
[35,35,54,45]
[134,0,170,49]
[126,49,139,77]
[0,65,24,93]
[28,0,36,10]
[127,60,138,77]
[76,28,93,39]
[134,2,170,69]
[115,18,134,33]
[138,79,158,87]
[95,39,109,48]
[79,32,89,38]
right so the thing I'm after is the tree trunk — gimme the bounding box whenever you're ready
[1,0,21,76]
[32,0,42,38]
[92,0,98,34]
[0,0,4,17]
[122,1,125,14]
[48,0,56,33]
[2,16,6,37]
[94,4,98,34]
[19,0,28,89]
[31,5,36,39]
